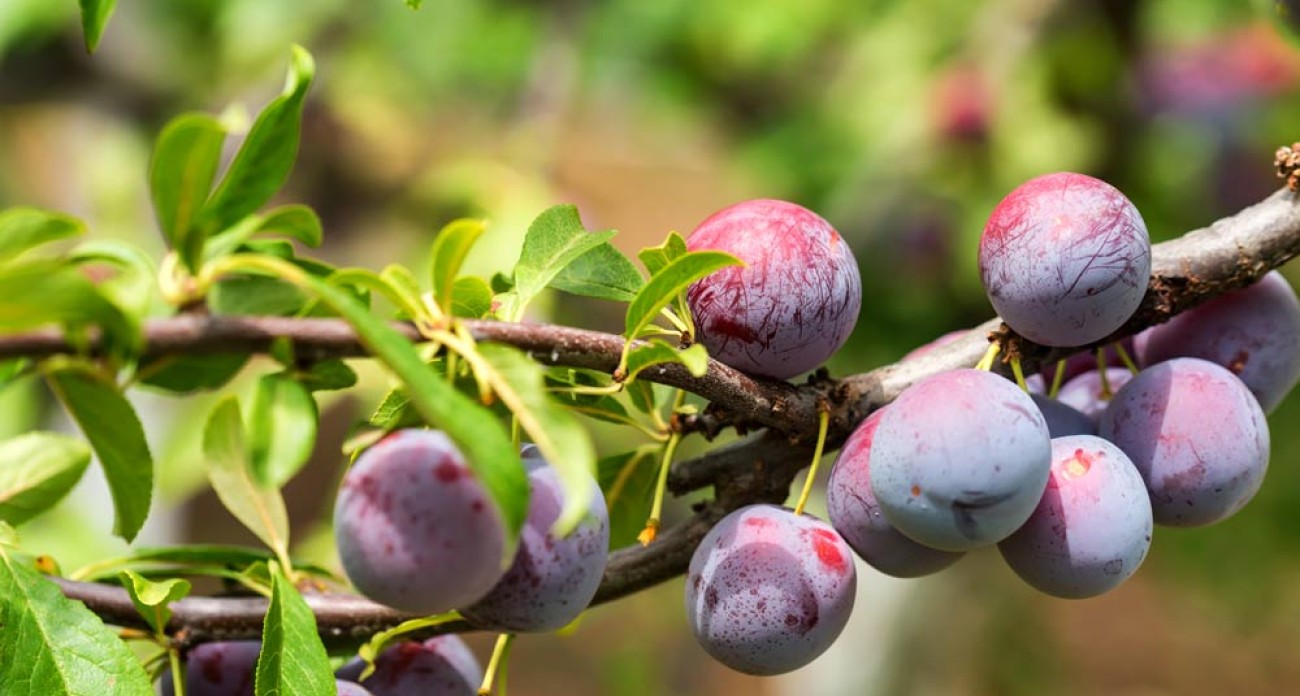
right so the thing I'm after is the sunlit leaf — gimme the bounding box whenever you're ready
[203,398,291,563]
[0,433,91,526]
[118,569,190,636]
[550,241,645,302]
[247,373,318,487]
[429,219,487,317]
[623,340,709,382]
[149,113,226,271]
[77,0,118,53]
[0,208,85,265]
[624,251,742,340]
[254,566,333,696]
[507,205,616,321]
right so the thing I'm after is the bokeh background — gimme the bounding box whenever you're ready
[2,0,1299,693]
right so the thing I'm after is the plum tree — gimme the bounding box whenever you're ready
[980,172,1151,347]
[336,637,481,696]
[334,429,508,614]
[827,409,965,578]
[684,505,856,676]
[1100,358,1270,527]
[999,436,1153,599]
[686,199,862,379]
[461,445,610,632]
[870,369,1052,551]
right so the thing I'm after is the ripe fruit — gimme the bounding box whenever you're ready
[1031,394,1096,437]
[1136,271,1300,412]
[826,409,964,578]
[336,681,375,696]
[461,445,610,632]
[685,505,856,676]
[1100,358,1270,527]
[999,436,1153,599]
[336,636,481,696]
[334,429,508,614]
[870,369,1052,551]
[1056,367,1134,424]
[979,172,1151,346]
[158,641,261,696]
[686,199,862,380]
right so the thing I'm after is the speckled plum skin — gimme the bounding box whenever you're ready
[1056,368,1134,424]
[461,445,609,632]
[979,172,1151,347]
[871,369,1052,551]
[157,641,261,696]
[826,409,964,578]
[1136,271,1300,412]
[685,199,862,380]
[685,505,856,676]
[999,436,1153,599]
[336,636,481,696]
[336,681,375,696]
[1100,358,1269,527]
[1031,394,1096,437]
[334,429,507,614]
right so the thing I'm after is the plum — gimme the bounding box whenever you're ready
[685,505,856,676]
[336,636,481,696]
[686,199,861,380]
[1056,367,1134,424]
[336,681,375,696]
[157,641,261,696]
[461,445,609,632]
[1031,394,1096,437]
[334,429,508,614]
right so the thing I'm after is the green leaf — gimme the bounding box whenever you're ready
[118,569,190,636]
[368,388,418,430]
[625,379,658,414]
[297,360,357,392]
[597,446,661,549]
[0,520,16,547]
[354,613,461,681]
[140,354,250,393]
[550,241,645,302]
[0,545,153,695]
[0,208,85,265]
[0,261,138,355]
[623,340,709,382]
[199,46,315,234]
[149,114,227,271]
[0,433,92,526]
[256,205,323,247]
[328,268,424,322]
[507,205,616,321]
[222,255,529,551]
[203,398,291,563]
[450,276,493,318]
[68,241,157,323]
[637,231,688,277]
[624,251,742,339]
[380,264,426,320]
[405,0,424,9]
[475,343,597,535]
[211,276,309,316]
[429,219,487,317]
[77,0,118,53]
[255,567,334,696]
[46,365,152,542]
[247,374,318,487]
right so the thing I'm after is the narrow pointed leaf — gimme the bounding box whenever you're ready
[203,398,291,562]
[254,568,333,696]
[0,208,85,264]
[77,0,118,53]
[429,219,487,316]
[149,114,226,271]
[247,373,318,487]
[0,433,91,526]
[624,251,742,339]
[0,546,153,695]
[46,366,152,542]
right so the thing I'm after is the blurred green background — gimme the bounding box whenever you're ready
[2,0,1299,693]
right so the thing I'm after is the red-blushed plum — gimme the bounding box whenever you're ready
[336,681,375,696]
[1136,271,1300,412]
[336,636,481,696]
[827,409,965,578]
[461,445,609,632]
[979,172,1151,347]
[870,369,1052,551]
[156,641,261,696]
[1056,368,1134,424]
[685,505,856,676]
[685,199,861,380]
[1100,358,1270,527]
[1031,394,1096,437]
[334,429,507,614]
[999,436,1154,599]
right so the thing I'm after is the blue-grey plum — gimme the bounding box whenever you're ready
[461,445,609,632]
[1031,394,1096,437]
[979,172,1151,347]
[1136,271,1300,412]
[999,436,1153,598]
[1056,368,1133,424]
[685,505,856,676]
[826,409,964,578]
[334,429,508,613]
[336,636,481,696]
[336,681,375,696]
[1100,358,1270,527]
[686,199,861,380]
[870,369,1052,551]
[157,641,261,696]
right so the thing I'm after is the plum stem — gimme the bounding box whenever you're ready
[1097,348,1114,399]
[1010,357,1029,392]
[792,409,830,516]
[975,342,1002,371]
[478,633,515,696]
[1113,340,1139,374]
[1047,360,1066,399]
[168,646,186,696]
[641,390,688,546]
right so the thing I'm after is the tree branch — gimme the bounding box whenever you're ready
[33,186,1300,649]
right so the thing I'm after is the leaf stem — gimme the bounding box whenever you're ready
[477,633,516,696]
[792,409,830,516]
